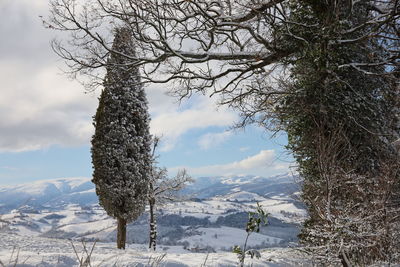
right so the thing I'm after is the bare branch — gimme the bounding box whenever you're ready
[46,0,400,126]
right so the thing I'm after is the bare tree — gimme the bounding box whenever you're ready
[300,123,400,265]
[46,0,400,125]
[148,137,193,251]
[148,168,192,250]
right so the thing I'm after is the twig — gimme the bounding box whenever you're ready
[148,253,166,267]
[12,248,20,267]
[201,252,209,267]
[71,241,81,265]
[81,240,97,267]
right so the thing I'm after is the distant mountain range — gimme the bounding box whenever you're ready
[0,173,301,212]
[0,177,96,212]
[184,173,302,199]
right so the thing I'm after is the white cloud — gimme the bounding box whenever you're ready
[0,1,239,153]
[149,94,237,151]
[198,131,233,150]
[0,59,99,152]
[170,150,292,177]
[0,1,99,152]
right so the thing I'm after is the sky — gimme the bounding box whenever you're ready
[0,0,294,185]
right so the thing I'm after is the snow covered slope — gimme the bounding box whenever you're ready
[0,173,301,211]
[184,173,301,200]
[0,174,306,252]
[0,233,313,266]
[0,177,96,212]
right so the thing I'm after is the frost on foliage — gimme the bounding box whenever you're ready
[91,27,152,223]
[300,165,400,265]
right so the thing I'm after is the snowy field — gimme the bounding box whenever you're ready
[0,174,311,266]
[0,233,312,266]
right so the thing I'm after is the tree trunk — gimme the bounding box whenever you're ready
[117,217,127,249]
[149,197,157,250]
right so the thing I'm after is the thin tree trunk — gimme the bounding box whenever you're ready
[149,197,157,250]
[117,217,127,249]
[339,250,351,267]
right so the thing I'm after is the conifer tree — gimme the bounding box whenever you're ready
[91,27,152,250]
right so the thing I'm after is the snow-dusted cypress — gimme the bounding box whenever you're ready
[91,27,152,250]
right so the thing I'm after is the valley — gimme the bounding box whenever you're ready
[0,173,309,266]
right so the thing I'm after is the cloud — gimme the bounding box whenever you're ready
[198,131,233,150]
[149,95,237,151]
[170,150,292,177]
[0,59,98,152]
[0,1,98,152]
[0,1,238,153]
[0,1,55,63]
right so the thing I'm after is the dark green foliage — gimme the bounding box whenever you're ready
[233,203,269,267]
[273,0,400,263]
[246,202,269,234]
[91,27,152,248]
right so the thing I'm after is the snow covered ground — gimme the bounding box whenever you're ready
[0,174,310,266]
[180,226,282,251]
[0,233,312,266]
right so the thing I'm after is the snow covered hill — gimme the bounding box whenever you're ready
[0,177,96,212]
[0,174,306,254]
[183,173,300,200]
[0,173,302,210]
